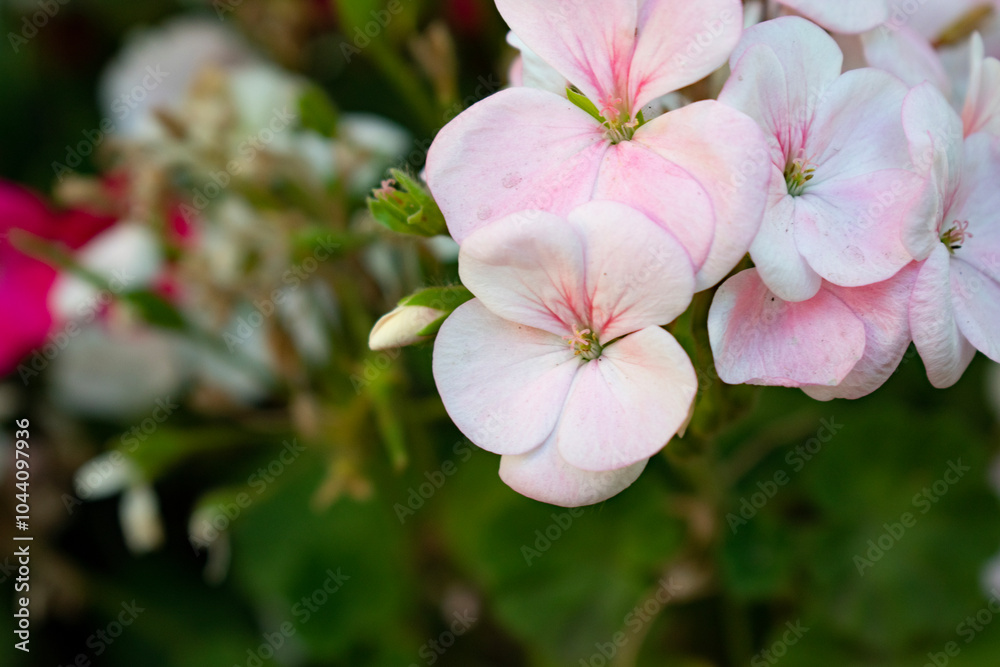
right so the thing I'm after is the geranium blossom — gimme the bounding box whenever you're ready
[708,265,918,400]
[433,202,698,507]
[903,85,1000,387]
[719,17,929,302]
[427,0,772,292]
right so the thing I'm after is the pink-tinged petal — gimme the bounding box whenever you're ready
[499,438,647,508]
[629,0,743,109]
[426,88,608,244]
[951,258,1000,362]
[432,300,579,455]
[807,68,913,181]
[567,201,696,339]
[494,0,636,105]
[776,0,889,34]
[708,269,866,387]
[948,133,1000,284]
[902,82,964,261]
[506,31,569,96]
[556,326,697,471]
[459,204,695,338]
[723,17,843,161]
[458,210,587,336]
[634,101,772,291]
[793,170,925,288]
[749,191,824,302]
[804,264,919,401]
[861,25,951,93]
[963,34,1000,137]
[593,138,715,271]
[719,44,790,169]
[910,244,977,388]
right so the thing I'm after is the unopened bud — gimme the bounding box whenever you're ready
[367,169,447,237]
[368,285,473,350]
[369,304,447,350]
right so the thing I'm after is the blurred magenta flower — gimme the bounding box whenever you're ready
[0,182,114,376]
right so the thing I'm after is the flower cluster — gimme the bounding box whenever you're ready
[372,0,1000,507]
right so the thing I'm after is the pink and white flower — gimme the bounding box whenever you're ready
[708,265,918,400]
[427,0,772,292]
[433,202,698,507]
[904,90,1000,387]
[719,17,929,302]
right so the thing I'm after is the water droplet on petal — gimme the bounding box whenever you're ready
[845,245,865,264]
[501,172,522,189]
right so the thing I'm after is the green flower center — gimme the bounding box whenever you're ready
[941,220,973,254]
[563,326,602,361]
[784,154,817,197]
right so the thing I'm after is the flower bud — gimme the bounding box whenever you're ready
[369,305,447,350]
[367,169,447,237]
[369,285,473,350]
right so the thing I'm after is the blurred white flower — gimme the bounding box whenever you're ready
[74,452,138,500]
[100,16,259,139]
[119,485,165,554]
[181,302,279,405]
[49,222,163,322]
[336,114,411,196]
[278,285,331,364]
[51,326,187,418]
[229,64,303,134]
[75,453,164,555]
[188,504,232,583]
